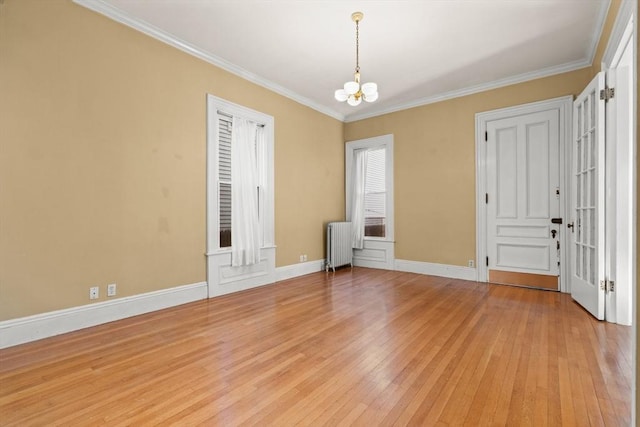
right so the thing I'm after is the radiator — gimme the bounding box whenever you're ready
[326,222,353,272]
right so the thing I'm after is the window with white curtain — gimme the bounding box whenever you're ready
[207,96,274,266]
[216,113,268,249]
[346,135,394,244]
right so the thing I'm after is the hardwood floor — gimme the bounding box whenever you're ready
[0,268,632,426]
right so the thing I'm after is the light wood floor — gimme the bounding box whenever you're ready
[0,268,632,426]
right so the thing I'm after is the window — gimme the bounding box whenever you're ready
[364,147,386,237]
[346,135,394,242]
[218,113,232,247]
[207,96,274,256]
[216,113,267,249]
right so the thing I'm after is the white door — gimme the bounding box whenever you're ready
[486,109,561,290]
[570,72,606,320]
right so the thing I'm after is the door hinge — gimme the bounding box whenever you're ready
[485,193,488,204]
[486,256,489,267]
[600,87,615,102]
[485,131,488,142]
[600,279,615,292]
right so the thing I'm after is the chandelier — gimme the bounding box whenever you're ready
[334,12,378,106]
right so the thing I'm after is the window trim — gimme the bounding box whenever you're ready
[346,134,394,242]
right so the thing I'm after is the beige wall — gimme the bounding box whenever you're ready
[344,69,593,265]
[0,0,344,320]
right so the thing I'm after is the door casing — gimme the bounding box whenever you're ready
[476,96,573,292]
[602,12,634,326]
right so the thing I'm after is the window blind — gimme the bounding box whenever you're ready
[219,114,232,247]
[364,147,386,237]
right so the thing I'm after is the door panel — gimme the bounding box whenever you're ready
[496,126,518,218]
[487,109,561,289]
[496,243,550,270]
[526,122,552,217]
[570,72,605,320]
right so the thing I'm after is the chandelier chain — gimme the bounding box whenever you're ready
[355,19,360,73]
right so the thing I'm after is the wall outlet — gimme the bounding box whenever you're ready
[89,286,99,300]
[107,283,117,297]
[468,260,475,268]
[302,254,307,262]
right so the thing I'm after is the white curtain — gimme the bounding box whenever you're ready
[231,117,261,266]
[350,149,368,249]
[256,126,272,247]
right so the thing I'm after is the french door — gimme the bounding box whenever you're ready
[570,72,606,320]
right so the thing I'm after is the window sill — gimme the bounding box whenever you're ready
[364,237,395,243]
[205,245,277,257]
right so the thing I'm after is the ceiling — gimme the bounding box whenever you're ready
[75,0,610,122]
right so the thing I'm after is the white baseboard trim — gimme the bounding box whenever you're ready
[0,281,208,349]
[395,259,477,281]
[276,259,326,282]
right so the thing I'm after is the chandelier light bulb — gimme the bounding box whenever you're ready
[335,89,348,102]
[344,81,359,95]
[361,82,377,96]
[347,96,362,106]
[364,91,378,103]
[334,11,378,107]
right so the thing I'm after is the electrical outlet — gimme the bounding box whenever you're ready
[468,260,475,268]
[107,283,117,297]
[302,254,308,262]
[89,286,99,300]
[299,255,304,262]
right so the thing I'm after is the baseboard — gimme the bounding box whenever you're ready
[395,259,477,281]
[276,259,326,281]
[275,258,477,282]
[0,281,208,349]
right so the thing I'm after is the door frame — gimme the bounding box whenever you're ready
[475,96,573,291]
[602,4,635,326]
[599,2,636,424]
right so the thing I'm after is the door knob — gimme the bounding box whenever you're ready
[567,222,574,231]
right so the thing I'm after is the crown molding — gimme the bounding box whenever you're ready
[344,59,591,122]
[587,0,614,65]
[73,0,345,122]
[601,0,635,67]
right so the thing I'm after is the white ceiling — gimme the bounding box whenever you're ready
[76,0,610,122]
